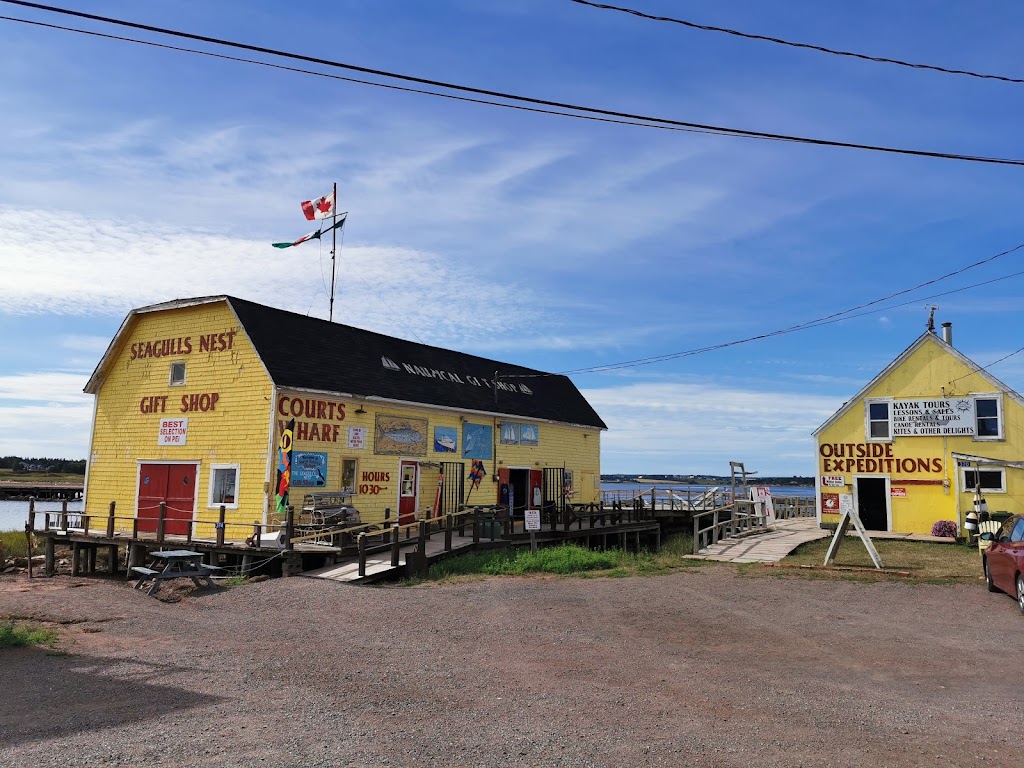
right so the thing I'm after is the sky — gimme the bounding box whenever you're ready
[2,0,1024,476]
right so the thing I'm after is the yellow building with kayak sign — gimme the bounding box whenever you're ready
[83,296,605,539]
[813,321,1024,535]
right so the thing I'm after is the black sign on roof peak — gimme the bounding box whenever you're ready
[222,296,606,429]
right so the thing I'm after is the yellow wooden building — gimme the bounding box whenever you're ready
[813,321,1024,535]
[83,296,606,538]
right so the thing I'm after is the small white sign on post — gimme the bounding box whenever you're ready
[525,508,541,554]
[158,418,188,446]
[524,509,541,532]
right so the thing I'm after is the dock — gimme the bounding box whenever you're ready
[25,501,662,585]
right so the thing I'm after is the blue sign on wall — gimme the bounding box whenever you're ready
[292,451,328,487]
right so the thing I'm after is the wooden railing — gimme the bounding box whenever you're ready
[692,500,768,554]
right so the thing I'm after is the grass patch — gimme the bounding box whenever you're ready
[775,537,983,583]
[0,621,58,649]
[425,533,704,582]
[0,529,40,559]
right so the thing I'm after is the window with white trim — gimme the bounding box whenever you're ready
[962,467,1005,494]
[169,361,186,386]
[864,399,892,441]
[974,395,1003,440]
[209,464,240,508]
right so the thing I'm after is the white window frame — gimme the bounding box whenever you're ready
[973,393,1004,441]
[864,398,893,443]
[169,360,187,387]
[208,463,240,509]
[961,467,1006,494]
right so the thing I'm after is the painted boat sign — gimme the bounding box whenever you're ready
[821,475,845,487]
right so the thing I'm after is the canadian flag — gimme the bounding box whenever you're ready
[300,191,335,220]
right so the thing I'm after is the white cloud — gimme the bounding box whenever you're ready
[584,381,842,475]
[0,372,93,458]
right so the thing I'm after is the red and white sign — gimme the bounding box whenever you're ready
[890,487,907,498]
[158,418,188,445]
[820,492,839,513]
[821,475,845,488]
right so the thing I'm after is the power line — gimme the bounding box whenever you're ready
[4,2,1024,167]
[0,15,771,141]
[502,240,1024,377]
[569,0,1024,86]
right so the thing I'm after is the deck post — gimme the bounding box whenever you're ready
[27,498,36,535]
[156,502,166,544]
[44,536,55,576]
[87,545,97,573]
[286,506,295,551]
[216,505,226,547]
[391,524,400,567]
[107,545,118,574]
[71,542,81,575]
[358,533,367,578]
[60,499,68,532]
[417,520,427,560]
[444,513,453,551]
[82,514,91,535]
[127,543,145,573]
[107,501,116,539]
[472,513,480,544]
[384,508,392,544]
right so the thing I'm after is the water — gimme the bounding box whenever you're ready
[0,499,82,532]
[600,481,815,498]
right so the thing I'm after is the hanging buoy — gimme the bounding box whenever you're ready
[965,510,979,534]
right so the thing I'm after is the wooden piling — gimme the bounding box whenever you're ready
[156,502,166,544]
[106,501,116,538]
[45,536,54,576]
[390,524,400,567]
[108,545,119,574]
[358,533,367,578]
[216,506,226,547]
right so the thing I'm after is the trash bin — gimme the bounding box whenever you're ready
[989,511,1012,524]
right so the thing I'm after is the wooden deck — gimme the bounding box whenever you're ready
[27,503,662,585]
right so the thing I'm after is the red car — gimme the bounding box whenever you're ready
[981,514,1024,613]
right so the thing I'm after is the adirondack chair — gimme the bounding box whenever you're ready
[978,519,1001,552]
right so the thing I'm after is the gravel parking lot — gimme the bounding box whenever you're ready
[2,565,1023,767]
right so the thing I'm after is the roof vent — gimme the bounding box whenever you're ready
[941,322,953,346]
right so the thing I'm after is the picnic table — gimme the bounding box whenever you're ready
[131,549,219,596]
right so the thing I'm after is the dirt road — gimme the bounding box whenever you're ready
[1,566,1022,767]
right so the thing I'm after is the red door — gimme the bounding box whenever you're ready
[138,463,197,536]
[398,461,419,525]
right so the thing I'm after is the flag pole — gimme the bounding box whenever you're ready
[328,182,337,321]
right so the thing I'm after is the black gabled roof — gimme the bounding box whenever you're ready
[228,296,606,429]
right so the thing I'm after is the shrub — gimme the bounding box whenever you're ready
[930,520,959,538]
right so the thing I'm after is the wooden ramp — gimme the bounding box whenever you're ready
[302,533,481,584]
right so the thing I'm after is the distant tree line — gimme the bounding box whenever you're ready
[0,456,87,474]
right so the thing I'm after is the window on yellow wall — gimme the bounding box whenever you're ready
[209,464,240,508]
[865,399,891,441]
[975,396,1003,440]
[962,468,1005,493]
[341,459,357,494]
[169,361,186,386]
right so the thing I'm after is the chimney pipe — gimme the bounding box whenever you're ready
[941,321,953,346]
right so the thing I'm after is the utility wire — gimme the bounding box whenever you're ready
[4,1,1024,167]
[502,240,1024,377]
[0,15,769,141]
[948,344,1024,385]
[569,0,1024,86]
